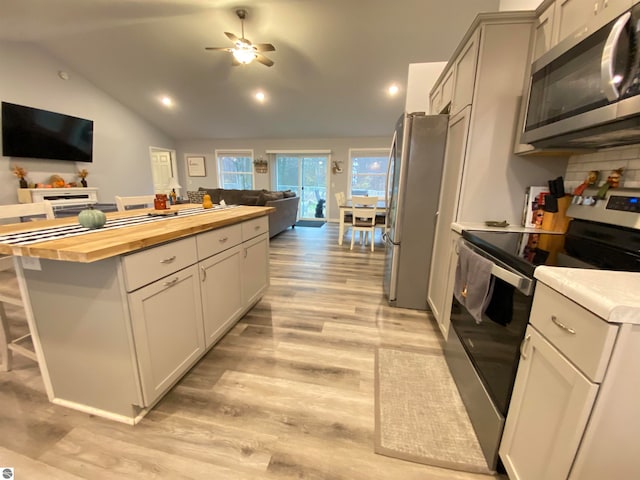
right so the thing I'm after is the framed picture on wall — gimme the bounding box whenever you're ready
[187,156,206,177]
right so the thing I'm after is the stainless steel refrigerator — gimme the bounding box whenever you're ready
[383,112,448,310]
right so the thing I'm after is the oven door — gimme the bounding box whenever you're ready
[449,246,534,416]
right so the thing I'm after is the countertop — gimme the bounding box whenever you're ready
[451,222,561,235]
[0,204,274,263]
[535,266,640,325]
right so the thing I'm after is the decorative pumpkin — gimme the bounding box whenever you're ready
[49,174,66,188]
[78,206,107,229]
[202,193,213,209]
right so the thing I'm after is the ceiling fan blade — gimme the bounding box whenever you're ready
[205,47,233,51]
[254,43,275,52]
[255,54,274,67]
[225,32,239,43]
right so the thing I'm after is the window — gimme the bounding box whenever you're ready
[216,150,254,189]
[349,148,390,197]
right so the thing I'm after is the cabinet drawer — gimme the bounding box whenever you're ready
[196,224,241,260]
[242,216,269,241]
[122,237,197,292]
[530,283,618,382]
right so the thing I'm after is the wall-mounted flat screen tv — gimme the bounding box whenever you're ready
[2,102,93,162]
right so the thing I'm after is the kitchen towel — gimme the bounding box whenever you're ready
[454,240,494,323]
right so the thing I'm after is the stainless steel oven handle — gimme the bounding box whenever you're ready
[601,11,630,101]
[461,239,534,296]
[490,262,533,295]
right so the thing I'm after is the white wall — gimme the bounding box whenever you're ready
[405,62,447,113]
[0,41,176,206]
[177,136,390,221]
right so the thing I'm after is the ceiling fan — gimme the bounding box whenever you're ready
[205,9,275,67]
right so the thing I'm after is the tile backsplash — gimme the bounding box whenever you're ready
[565,145,640,192]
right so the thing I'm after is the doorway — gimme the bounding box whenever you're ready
[149,147,179,196]
[274,153,328,221]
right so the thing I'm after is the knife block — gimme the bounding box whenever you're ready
[541,195,572,233]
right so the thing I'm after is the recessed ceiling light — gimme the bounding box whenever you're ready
[161,96,173,107]
[255,91,266,103]
[388,84,400,96]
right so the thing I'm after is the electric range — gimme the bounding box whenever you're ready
[445,187,640,470]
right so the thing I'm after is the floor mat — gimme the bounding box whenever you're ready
[374,346,494,475]
[294,220,326,227]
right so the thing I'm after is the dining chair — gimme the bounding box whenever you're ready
[350,196,379,252]
[0,201,55,372]
[115,195,156,211]
[335,191,353,245]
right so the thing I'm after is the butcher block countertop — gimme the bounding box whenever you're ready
[0,204,274,263]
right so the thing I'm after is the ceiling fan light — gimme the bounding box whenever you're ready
[233,47,257,64]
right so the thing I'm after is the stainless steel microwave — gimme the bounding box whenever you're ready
[522,2,640,149]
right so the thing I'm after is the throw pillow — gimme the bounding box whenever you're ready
[282,190,296,198]
[187,191,206,204]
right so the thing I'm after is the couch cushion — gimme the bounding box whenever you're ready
[198,187,222,204]
[241,195,260,206]
[258,191,283,205]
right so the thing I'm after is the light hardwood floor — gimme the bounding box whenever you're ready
[0,223,505,479]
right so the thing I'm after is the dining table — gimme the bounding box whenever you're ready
[338,198,387,246]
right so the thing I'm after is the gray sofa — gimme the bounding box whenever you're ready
[193,188,300,238]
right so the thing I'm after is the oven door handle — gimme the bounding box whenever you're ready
[490,262,534,296]
[460,239,534,296]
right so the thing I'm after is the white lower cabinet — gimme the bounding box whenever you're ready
[128,264,206,406]
[20,214,271,423]
[499,282,624,480]
[499,326,598,480]
[242,232,269,307]
[200,244,243,348]
[125,217,269,410]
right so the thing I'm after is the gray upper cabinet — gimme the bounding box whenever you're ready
[427,12,568,337]
[533,0,632,62]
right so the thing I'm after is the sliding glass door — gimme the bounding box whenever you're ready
[275,154,328,220]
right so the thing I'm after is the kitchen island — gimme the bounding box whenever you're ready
[0,204,274,424]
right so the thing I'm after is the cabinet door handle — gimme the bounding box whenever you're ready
[218,237,228,243]
[163,277,179,287]
[551,315,576,334]
[254,225,261,230]
[200,265,207,282]
[160,256,176,264]
[244,248,247,258]
[520,334,531,360]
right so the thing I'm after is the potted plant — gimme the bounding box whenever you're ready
[78,168,89,187]
[12,165,28,188]
[253,157,268,174]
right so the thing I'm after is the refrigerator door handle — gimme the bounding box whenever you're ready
[385,131,396,207]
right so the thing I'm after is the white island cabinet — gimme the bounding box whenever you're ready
[1,205,273,424]
[499,267,640,480]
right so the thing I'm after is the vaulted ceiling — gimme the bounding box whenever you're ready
[0,0,503,140]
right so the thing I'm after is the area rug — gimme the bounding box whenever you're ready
[294,220,325,227]
[374,347,494,475]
